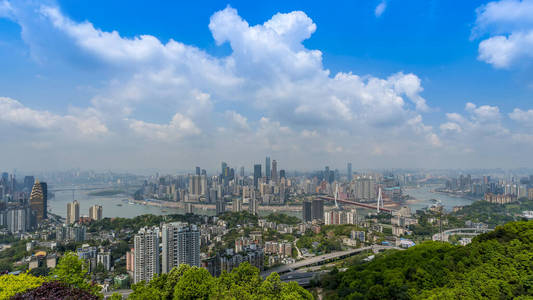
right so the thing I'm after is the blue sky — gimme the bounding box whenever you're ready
[0,0,532,171]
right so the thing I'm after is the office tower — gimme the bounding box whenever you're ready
[312,199,324,221]
[265,157,271,182]
[347,163,352,181]
[23,176,35,192]
[29,179,45,224]
[302,201,312,222]
[195,167,201,176]
[162,223,200,273]
[89,205,103,221]
[66,200,80,224]
[209,188,217,204]
[271,160,278,184]
[240,167,245,178]
[201,169,207,176]
[280,170,286,179]
[40,182,47,220]
[254,164,261,189]
[134,227,160,283]
[216,197,225,215]
[232,197,242,213]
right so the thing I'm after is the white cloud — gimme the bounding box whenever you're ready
[375,1,387,17]
[509,108,533,126]
[475,0,533,68]
[129,113,200,141]
[0,97,108,137]
[1,2,532,169]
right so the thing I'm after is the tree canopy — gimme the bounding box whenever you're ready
[321,220,533,299]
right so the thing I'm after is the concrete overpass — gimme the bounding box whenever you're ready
[432,227,492,242]
[261,245,402,277]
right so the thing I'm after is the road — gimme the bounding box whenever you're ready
[261,245,402,277]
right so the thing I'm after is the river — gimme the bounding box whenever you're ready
[403,184,479,212]
[48,184,477,219]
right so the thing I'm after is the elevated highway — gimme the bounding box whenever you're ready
[261,245,402,277]
[432,227,492,242]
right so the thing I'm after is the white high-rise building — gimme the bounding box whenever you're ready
[161,223,200,273]
[89,205,103,221]
[134,226,160,283]
[66,200,80,224]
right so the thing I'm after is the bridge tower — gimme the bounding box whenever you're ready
[334,183,339,209]
[377,187,383,213]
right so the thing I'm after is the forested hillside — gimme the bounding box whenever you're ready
[321,220,533,299]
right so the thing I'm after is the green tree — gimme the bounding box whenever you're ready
[173,266,215,300]
[50,251,101,296]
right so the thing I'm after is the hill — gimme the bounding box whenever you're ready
[320,220,533,299]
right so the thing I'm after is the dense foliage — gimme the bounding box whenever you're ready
[50,252,101,295]
[321,220,533,299]
[0,273,47,299]
[88,213,206,233]
[129,263,313,300]
[219,211,258,228]
[265,213,301,225]
[451,198,533,227]
[10,281,99,300]
[297,224,364,254]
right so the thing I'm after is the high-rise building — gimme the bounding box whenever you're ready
[347,163,352,181]
[280,170,286,179]
[312,199,324,221]
[216,197,225,215]
[29,179,46,224]
[89,205,103,221]
[240,167,245,178]
[66,200,80,225]
[355,177,375,201]
[265,157,271,182]
[23,176,35,192]
[232,197,242,213]
[302,201,312,222]
[249,196,258,215]
[40,182,47,220]
[253,164,261,189]
[97,251,112,271]
[162,223,200,273]
[134,227,160,283]
[195,167,201,176]
[271,160,278,184]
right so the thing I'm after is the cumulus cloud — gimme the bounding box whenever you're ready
[509,108,533,126]
[375,1,387,17]
[0,97,108,137]
[0,1,531,169]
[475,0,533,68]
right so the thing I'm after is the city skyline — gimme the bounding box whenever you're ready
[1,0,533,171]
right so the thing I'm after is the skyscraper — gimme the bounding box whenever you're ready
[302,201,312,222]
[280,170,286,179]
[29,179,46,224]
[249,195,258,215]
[134,226,160,283]
[23,176,35,192]
[195,167,201,176]
[216,197,225,215]
[89,205,103,221]
[40,182,47,220]
[232,197,242,213]
[253,164,262,189]
[312,199,324,221]
[162,223,200,273]
[271,160,278,184]
[66,200,80,224]
[265,157,271,182]
[347,163,352,181]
